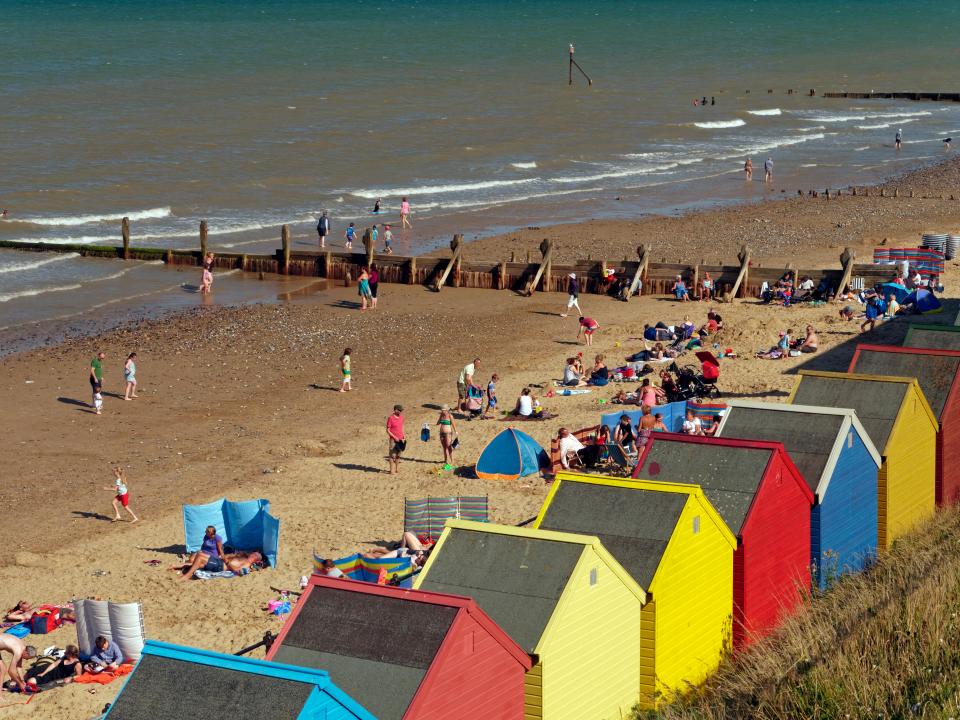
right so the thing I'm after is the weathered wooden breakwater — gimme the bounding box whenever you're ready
[0,216,906,301]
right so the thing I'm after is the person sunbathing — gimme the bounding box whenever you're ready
[5,601,31,623]
[29,645,82,686]
[364,532,434,559]
[224,551,264,575]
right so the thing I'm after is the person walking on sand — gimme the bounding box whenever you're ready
[436,405,459,466]
[90,351,105,414]
[457,359,479,411]
[106,466,139,523]
[895,129,902,150]
[339,348,352,392]
[383,224,394,254]
[317,211,330,249]
[386,405,406,475]
[358,267,372,311]
[763,157,774,183]
[123,352,138,400]
[744,158,753,181]
[560,273,582,317]
[483,373,499,419]
[577,316,599,346]
[400,197,412,229]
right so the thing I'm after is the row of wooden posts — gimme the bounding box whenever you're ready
[10,218,890,302]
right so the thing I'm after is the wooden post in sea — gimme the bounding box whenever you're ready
[121,216,130,259]
[281,224,291,275]
[568,44,593,86]
[200,220,208,262]
[408,256,418,285]
[362,228,374,267]
[322,251,332,278]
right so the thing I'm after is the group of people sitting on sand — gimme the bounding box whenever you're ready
[756,325,819,360]
[562,354,609,387]
[169,525,264,581]
[671,272,716,302]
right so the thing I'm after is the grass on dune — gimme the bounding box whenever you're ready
[636,505,960,720]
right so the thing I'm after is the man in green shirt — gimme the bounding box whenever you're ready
[90,351,105,414]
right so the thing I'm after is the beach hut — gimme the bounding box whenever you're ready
[789,371,938,549]
[849,344,960,506]
[103,640,374,720]
[631,434,814,648]
[533,473,736,706]
[715,401,881,589]
[903,323,960,351]
[475,428,548,480]
[267,577,531,720]
[414,520,647,720]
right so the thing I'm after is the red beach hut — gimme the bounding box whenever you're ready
[267,577,530,720]
[849,343,960,506]
[632,434,813,649]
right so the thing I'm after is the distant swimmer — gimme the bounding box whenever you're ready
[693,98,700,106]
[0,209,7,218]
[945,137,953,151]
[701,96,707,107]
[711,96,716,106]
[763,157,774,183]
[373,197,381,214]
[744,158,753,182]
[895,128,902,150]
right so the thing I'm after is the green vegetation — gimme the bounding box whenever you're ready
[637,506,960,719]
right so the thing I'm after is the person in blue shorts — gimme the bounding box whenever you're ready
[344,222,356,249]
[483,373,499,419]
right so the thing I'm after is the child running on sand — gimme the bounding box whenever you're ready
[340,348,352,392]
[106,467,138,523]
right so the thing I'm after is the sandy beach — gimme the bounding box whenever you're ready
[3,158,960,718]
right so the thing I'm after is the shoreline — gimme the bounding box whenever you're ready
[6,155,960,359]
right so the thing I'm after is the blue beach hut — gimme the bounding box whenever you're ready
[716,401,881,589]
[475,428,547,480]
[103,640,375,720]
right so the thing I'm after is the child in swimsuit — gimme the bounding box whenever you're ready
[482,373,498,419]
[345,223,356,249]
[383,225,393,254]
[340,349,352,392]
[105,466,138,523]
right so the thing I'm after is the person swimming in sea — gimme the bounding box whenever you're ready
[945,138,953,151]
[373,198,381,214]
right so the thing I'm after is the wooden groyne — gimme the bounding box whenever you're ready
[823,91,960,102]
[0,219,903,301]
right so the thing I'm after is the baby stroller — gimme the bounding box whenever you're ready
[464,384,485,419]
[695,351,721,399]
[668,354,721,401]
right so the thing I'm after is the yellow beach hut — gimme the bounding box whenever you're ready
[534,473,736,708]
[789,371,938,549]
[414,520,646,720]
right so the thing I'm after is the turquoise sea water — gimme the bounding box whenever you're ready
[2,0,960,334]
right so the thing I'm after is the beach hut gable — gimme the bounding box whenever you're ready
[631,435,813,649]
[104,640,375,720]
[715,401,881,590]
[535,474,735,706]
[267,577,530,720]
[415,520,645,720]
[850,344,960,506]
[789,371,937,549]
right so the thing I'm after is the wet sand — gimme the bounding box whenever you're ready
[4,158,960,718]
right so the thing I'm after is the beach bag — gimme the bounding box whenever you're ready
[30,606,62,635]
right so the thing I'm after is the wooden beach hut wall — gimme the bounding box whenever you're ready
[789,371,938,550]
[533,473,736,707]
[849,344,960,506]
[266,577,531,720]
[903,323,960,351]
[103,640,375,720]
[631,435,814,649]
[715,401,881,589]
[414,520,647,720]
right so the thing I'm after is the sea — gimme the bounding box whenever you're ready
[3,0,960,349]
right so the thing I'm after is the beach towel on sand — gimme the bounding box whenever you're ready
[193,570,237,580]
[74,663,134,685]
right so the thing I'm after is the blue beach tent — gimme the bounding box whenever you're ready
[877,282,909,304]
[103,640,375,720]
[904,287,943,314]
[183,498,280,568]
[476,428,548,480]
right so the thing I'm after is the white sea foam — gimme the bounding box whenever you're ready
[0,236,117,246]
[350,178,539,199]
[747,109,782,116]
[798,126,826,132]
[510,161,537,169]
[0,284,82,303]
[693,119,746,129]
[551,164,678,184]
[856,122,893,130]
[16,207,172,227]
[800,163,818,168]
[715,133,825,160]
[854,146,871,151]
[0,252,79,274]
